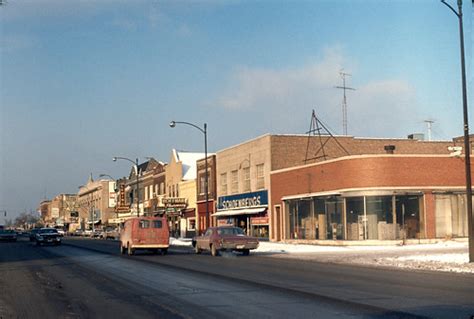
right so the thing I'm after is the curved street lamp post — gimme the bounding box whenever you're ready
[170,121,208,236]
[113,157,140,217]
[441,0,473,262]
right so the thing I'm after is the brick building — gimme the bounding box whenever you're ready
[270,137,471,242]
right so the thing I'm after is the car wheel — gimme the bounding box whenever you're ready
[211,244,219,257]
[194,244,202,254]
[242,249,250,256]
[160,248,168,255]
[127,243,134,256]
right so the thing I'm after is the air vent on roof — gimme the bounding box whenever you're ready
[384,145,396,154]
[407,133,424,141]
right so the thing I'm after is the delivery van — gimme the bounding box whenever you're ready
[120,216,169,256]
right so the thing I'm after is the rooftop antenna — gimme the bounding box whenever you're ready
[335,70,356,135]
[304,109,350,164]
[424,119,435,141]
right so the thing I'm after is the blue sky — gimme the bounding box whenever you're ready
[0,0,472,219]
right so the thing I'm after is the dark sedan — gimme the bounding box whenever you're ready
[193,227,259,256]
[0,229,17,242]
[35,228,61,246]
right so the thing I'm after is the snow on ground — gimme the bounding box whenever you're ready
[171,237,474,274]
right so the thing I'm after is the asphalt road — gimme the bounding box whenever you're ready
[1,237,473,319]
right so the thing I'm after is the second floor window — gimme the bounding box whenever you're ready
[242,167,250,192]
[199,174,206,195]
[256,164,265,190]
[220,173,227,195]
[231,170,238,194]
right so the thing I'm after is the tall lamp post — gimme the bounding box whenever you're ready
[170,120,208,235]
[441,0,473,262]
[113,157,141,217]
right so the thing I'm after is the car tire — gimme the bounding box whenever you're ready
[127,243,134,256]
[242,249,250,256]
[195,245,202,254]
[211,244,219,257]
[160,248,168,255]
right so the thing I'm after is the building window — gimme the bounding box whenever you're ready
[199,174,206,195]
[256,164,264,190]
[145,186,149,200]
[160,182,165,195]
[242,167,250,192]
[231,170,238,194]
[221,173,227,195]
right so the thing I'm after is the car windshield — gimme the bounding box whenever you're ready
[217,227,245,236]
[39,229,58,234]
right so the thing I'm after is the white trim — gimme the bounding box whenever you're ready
[212,207,267,217]
[280,186,467,201]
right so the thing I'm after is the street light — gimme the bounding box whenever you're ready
[441,0,473,262]
[113,156,141,217]
[170,120,208,235]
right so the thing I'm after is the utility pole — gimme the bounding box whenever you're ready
[441,0,473,262]
[335,71,356,135]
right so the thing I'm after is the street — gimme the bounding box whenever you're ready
[1,237,473,319]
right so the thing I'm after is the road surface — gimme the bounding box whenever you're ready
[0,236,473,318]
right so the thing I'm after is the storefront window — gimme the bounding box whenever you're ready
[366,196,394,240]
[326,197,344,240]
[435,194,468,238]
[396,195,421,239]
[346,197,365,240]
[288,199,313,239]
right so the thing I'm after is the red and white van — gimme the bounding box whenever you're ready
[119,216,169,256]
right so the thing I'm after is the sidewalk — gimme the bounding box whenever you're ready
[170,237,474,274]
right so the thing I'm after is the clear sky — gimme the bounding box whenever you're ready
[0,0,472,219]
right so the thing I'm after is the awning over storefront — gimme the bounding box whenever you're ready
[212,207,266,217]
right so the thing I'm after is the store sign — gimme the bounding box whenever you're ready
[218,190,268,210]
[162,197,187,208]
[217,218,234,227]
[251,215,269,225]
[51,208,60,218]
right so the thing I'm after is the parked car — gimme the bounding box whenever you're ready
[119,217,169,256]
[0,229,17,242]
[29,228,42,242]
[35,228,61,246]
[83,229,93,237]
[193,227,259,256]
[73,229,84,237]
[103,227,119,240]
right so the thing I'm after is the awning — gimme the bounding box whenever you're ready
[212,207,266,217]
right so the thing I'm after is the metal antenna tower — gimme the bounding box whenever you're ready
[304,109,350,164]
[335,71,356,135]
[424,119,435,141]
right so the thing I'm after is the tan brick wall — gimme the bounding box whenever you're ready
[216,135,271,197]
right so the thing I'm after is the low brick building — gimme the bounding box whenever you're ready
[270,153,470,242]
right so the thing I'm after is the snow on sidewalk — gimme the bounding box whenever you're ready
[170,237,474,274]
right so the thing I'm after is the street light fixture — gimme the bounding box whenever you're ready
[169,120,208,235]
[113,156,141,217]
[441,0,473,262]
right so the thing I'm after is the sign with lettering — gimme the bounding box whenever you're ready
[162,197,187,208]
[217,190,268,210]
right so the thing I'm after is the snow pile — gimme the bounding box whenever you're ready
[170,237,474,274]
[255,240,474,274]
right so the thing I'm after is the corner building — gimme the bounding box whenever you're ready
[270,149,471,242]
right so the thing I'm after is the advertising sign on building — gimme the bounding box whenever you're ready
[108,181,116,208]
[217,190,268,210]
[51,207,60,218]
